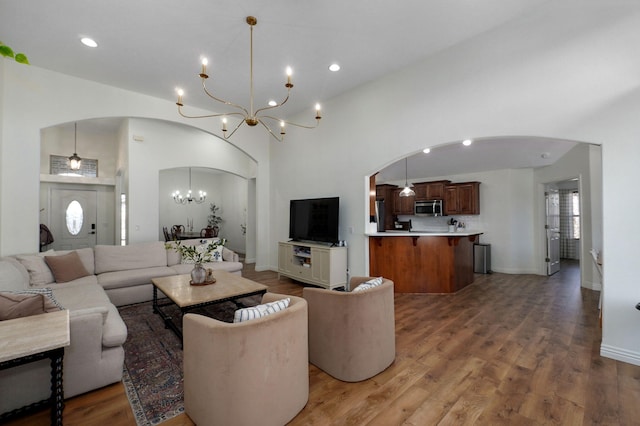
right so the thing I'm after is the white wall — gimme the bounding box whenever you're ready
[40,121,119,177]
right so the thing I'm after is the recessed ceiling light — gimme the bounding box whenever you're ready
[423,148,431,154]
[462,139,472,146]
[268,100,277,106]
[80,37,98,48]
[328,63,340,72]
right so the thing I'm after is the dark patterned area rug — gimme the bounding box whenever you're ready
[118,296,261,425]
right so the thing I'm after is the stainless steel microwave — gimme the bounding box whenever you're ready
[415,200,443,216]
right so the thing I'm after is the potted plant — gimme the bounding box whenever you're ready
[165,239,226,284]
[207,203,223,236]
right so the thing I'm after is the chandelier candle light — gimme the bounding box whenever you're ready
[175,16,321,142]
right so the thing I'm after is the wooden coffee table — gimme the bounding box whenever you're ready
[151,271,268,342]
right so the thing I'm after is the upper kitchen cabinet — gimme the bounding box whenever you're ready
[444,182,480,215]
[392,188,415,215]
[413,180,451,201]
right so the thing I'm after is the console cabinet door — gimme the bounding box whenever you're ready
[311,248,330,285]
[278,243,292,274]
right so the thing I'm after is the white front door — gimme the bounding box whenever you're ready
[545,189,561,275]
[50,189,98,250]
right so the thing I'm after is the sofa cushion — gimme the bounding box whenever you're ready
[233,297,290,323]
[15,252,55,286]
[97,266,176,290]
[95,242,168,274]
[0,292,51,320]
[45,251,90,283]
[0,258,30,291]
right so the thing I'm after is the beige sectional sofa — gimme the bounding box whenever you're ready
[0,239,242,414]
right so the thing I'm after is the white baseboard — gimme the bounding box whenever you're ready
[600,344,640,366]
[582,279,602,291]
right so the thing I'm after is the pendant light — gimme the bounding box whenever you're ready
[399,157,415,197]
[68,122,82,171]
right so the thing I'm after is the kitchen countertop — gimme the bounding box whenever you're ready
[367,230,483,237]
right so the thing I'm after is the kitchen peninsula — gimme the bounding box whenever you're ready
[368,231,482,293]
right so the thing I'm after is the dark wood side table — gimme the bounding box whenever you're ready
[0,310,70,425]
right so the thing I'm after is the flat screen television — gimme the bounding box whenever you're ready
[289,197,339,245]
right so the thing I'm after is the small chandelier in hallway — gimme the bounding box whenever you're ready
[172,168,206,204]
[68,122,82,171]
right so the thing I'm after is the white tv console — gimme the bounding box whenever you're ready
[278,241,347,290]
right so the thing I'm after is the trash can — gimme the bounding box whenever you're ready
[474,244,491,274]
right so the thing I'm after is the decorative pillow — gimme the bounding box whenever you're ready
[0,293,47,320]
[352,277,384,292]
[44,251,90,283]
[211,246,224,262]
[15,252,55,286]
[0,288,63,320]
[233,297,290,323]
[180,244,209,264]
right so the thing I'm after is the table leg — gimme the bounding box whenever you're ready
[152,285,158,313]
[49,348,64,426]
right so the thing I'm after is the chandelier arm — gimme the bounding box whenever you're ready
[202,81,250,116]
[262,115,321,130]
[253,92,291,116]
[257,119,284,142]
[223,119,246,139]
[177,106,243,120]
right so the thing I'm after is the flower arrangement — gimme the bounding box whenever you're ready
[165,238,226,264]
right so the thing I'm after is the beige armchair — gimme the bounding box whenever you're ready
[183,293,309,426]
[303,277,395,382]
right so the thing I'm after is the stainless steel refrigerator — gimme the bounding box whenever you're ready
[375,200,385,232]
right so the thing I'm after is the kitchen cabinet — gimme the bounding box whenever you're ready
[369,233,480,293]
[413,180,450,201]
[392,188,415,215]
[444,182,480,215]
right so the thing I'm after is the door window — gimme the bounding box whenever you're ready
[66,200,84,235]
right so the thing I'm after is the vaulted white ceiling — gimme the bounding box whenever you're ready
[2,1,620,178]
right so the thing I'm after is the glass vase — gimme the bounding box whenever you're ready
[190,263,207,284]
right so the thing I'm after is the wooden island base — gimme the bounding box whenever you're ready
[369,233,480,293]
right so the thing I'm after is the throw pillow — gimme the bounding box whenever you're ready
[0,293,47,320]
[233,297,291,323]
[211,245,224,262]
[44,251,90,283]
[0,288,63,320]
[180,244,209,264]
[352,277,384,292]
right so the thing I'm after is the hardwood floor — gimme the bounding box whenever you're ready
[9,261,640,425]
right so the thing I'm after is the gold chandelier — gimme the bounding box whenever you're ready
[175,16,321,142]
